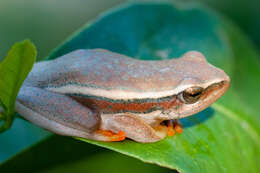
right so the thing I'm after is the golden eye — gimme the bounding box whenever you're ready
[178,87,204,104]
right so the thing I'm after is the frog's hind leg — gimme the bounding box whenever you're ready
[15,86,101,139]
[100,114,167,143]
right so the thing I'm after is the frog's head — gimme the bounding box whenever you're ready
[165,51,230,119]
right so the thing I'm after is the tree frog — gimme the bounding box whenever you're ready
[15,49,230,143]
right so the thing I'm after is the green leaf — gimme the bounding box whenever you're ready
[2,2,260,172]
[41,150,173,173]
[46,2,260,172]
[0,135,175,173]
[0,40,36,132]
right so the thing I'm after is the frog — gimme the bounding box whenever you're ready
[15,49,230,143]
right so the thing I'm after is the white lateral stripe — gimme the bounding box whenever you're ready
[47,79,223,100]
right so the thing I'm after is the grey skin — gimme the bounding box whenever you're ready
[15,49,230,143]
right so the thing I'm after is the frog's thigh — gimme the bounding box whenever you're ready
[16,86,100,138]
[102,114,166,143]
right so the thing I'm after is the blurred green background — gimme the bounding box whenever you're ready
[0,0,259,172]
[1,0,259,60]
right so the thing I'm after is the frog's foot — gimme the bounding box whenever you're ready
[97,129,126,142]
[166,120,183,136]
[173,120,183,134]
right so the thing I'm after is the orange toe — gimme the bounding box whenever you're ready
[167,127,176,136]
[97,129,126,142]
[109,131,126,141]
[173,121,183,134]
[175,124,183,133]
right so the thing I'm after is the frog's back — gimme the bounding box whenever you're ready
[25,49,228,99]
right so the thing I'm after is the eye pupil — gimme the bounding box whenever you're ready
[179,87,203,104]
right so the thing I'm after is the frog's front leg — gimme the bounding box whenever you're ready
[166,119,183,136]
[15,86,102,140]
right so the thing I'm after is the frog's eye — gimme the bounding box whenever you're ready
[178,87,204,104]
